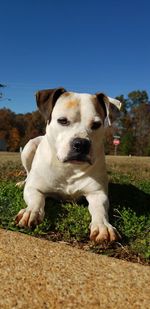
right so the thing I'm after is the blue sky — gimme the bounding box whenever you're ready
[1,0,150,114]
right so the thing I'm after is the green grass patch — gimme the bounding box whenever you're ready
[0,159,150,264]
[0,181,91,241]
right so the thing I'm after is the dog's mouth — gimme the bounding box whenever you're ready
[64,155,92,165]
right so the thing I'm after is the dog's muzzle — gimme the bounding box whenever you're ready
[64,138,92,164]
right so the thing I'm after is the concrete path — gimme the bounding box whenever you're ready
[0,229,149,309]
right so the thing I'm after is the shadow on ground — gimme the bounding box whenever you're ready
[45,182,150,222]
[109,182,150,216]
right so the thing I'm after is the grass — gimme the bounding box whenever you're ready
[0,153,150,265]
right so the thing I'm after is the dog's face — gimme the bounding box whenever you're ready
[36,88,121,165]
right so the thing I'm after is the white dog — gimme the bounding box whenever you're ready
[16,88,121,243]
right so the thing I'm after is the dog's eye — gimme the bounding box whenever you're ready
[91,121,102,130]
[57,117,70,126]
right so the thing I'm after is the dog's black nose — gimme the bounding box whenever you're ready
[71,138,91,155]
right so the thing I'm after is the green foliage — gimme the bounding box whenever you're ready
[113,89,150,156]
[128,90,148,107]
[132,236,150,260]
[120,132,134,155]
[55,203,90,241]
[116,207,149,239]
[0,182,26,229]
[0,182,90,240]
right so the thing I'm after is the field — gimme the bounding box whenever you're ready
[0,152,150,264]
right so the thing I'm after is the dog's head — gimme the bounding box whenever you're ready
[36,88,121,165]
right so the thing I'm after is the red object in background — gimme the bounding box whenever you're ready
[113,139,120,145]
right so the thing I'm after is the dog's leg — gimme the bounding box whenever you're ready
[86,192,120,243]
[21,136,43,174]
[16,136,43,187]
[15,187,45,227]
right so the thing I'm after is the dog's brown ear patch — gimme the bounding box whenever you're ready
[95,93,107,121]
[36,87,66,122]
[95,92,122,126]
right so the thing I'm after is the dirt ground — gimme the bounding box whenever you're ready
[106,155,150,180]
[0,229,150,309]
[0,152,20,163]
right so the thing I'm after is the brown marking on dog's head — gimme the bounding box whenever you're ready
[36,87,66,122]
[61,92,71,97]
[65,99,79,109]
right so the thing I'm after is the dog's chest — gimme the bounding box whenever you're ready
[44,162,98,200]
[51,169,87,199]
[47,166,102,201]
[31,155,103,199]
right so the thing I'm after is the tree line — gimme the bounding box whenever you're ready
[0,90,150,155]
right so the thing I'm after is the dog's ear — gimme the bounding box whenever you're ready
[36,87,66,122]
[96,93,122,126]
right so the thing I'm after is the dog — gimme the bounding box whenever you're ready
[16,88,121,243]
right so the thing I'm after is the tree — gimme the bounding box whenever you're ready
[120,132,135,155]
[128,90,148,107]
[118,90,150,156]
[0,84,6,100]
[8,128,21,151]
[0,108,15,135]
[23,111,45,144]
[132,102,150,155]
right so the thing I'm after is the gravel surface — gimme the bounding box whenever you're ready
[0,229,150,309]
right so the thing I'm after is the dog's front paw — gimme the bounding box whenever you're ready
[90,222,120,244]
[15,208,45,228]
